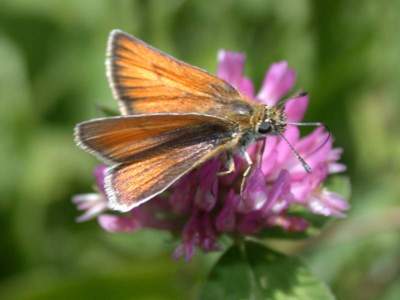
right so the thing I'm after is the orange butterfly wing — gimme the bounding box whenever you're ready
[75,114,239,211]
[106,138,228,211]
[106,30,253,118]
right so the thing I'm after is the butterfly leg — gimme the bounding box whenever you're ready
[217,152,235,176]
[240,150,254,195]
[239,138,265,195]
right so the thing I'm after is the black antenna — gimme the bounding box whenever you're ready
[278,132,312,173]
[277,91,308,110]
[286,121,322,127]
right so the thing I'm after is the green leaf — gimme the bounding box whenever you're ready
[201,241,334,300]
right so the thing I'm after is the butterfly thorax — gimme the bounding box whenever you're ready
[236,103,285,150]
[262,105,287,134]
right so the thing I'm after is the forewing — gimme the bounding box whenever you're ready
[74,113,235,164]
[107,30,253,118]
[75,113,238,211]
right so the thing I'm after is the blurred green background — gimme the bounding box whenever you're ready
[0,0,399,299]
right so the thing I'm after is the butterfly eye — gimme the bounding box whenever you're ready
[258,122,272,134]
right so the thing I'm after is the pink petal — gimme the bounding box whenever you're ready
[238,77,255,98]
[263,135,279,158]
[261,137,279,176]
[179,211,201,258]
[285,94,309,122]
[194,188,217,211]
[241,167,268,211]
[72,193,99,206]
[262,170,292,214]
[173,242,195,262]
[291,182,312,203]
[296,136,332,174]
[219,155,244,186]
[329,163,347,174]
[72,193,108,222]
[194,160,220,211]
[217,50,255,98]
[94,165,107,193]
[132,199,177,231]
[290,165,326,202]
[76,205,106,223]
[264,126,300,179]
[257,61,296,106]
[276,126,300,163]
[199,214,219,252]
[98,214,141,232]
[266,215,309,232]
[328,148,343,161]
[197,159,220,190]
[176,210,219,260]
[295,127,325,154]
[237,211,264,235]
[169,176,194,214]
[308,189,349,218]
[215,190,239,232]
[289,128,332,176]
[217,50,245,87]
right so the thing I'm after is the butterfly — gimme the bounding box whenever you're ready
[74,30,316,212]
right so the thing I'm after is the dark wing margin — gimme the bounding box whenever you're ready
[106,29,249,117]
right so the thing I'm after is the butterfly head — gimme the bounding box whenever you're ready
[256,106,287,136]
